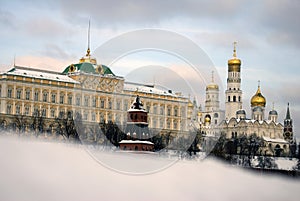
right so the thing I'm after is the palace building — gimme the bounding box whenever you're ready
[0,46,192,136]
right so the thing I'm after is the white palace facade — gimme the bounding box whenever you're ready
[0,48,194,135]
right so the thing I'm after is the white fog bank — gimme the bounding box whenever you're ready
[0,136,299,201]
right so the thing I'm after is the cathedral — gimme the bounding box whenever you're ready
[198,42,295,157]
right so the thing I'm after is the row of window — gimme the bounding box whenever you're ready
[228,95,241,102]
[7,103,181,129]
[5,88,183,114]
[228,87,240,90]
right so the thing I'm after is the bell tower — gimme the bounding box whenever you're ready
[225,42,243,120]
[283,103,293,142]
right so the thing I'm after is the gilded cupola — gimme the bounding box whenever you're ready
[228,41,241,72]
[251,82,266,107]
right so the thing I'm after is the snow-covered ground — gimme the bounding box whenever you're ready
[0,136,300,201]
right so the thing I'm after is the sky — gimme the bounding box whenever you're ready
[0,0,300,138]
[1,136,300,201]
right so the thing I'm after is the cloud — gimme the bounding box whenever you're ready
[58,0,243,26]
[0,9,16,29]
[254,0,300,47]
[15,55,72,72]
[23,17,73,39]
[40,44,76,60]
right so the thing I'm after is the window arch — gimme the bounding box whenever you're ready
[228,96,230,102]
[233,96,236,102]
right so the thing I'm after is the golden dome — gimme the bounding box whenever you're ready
[251,85,266,107]
[205,116,211,123]
[206,71,219,90]
[188,100,194,107]
[206,83,219,90]
[228,58,241,65]
[227,41,241,72]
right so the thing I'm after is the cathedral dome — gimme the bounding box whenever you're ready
[227,42,241,72]
[269,110,278,115]
[206,71,219,90]
[205,116,211,123]
[228,58,241,66]
[206,83,219,90]
[251,85,266,107]
[236,109,246,115]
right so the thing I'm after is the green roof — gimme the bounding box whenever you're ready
[62,62,115,76]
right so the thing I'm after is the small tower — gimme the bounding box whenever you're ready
[283,103,293,142]
[120,95,154,152]
[268,102,278,122]
[203,71,223,126]
[251,81,266,121]
[205,71,220,112]
[225,42,243,120]
[125,95,149,139]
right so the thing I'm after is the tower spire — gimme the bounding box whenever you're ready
[233,41,237,57]
[286,103,291,119]
[86,19,91,57]
[211,70,214,83]
[13,54,16,67]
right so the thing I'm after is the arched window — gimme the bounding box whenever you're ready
[228,96,230,102]
[238,96,241,102]
[214,113,218,118]
[233,96,236,102]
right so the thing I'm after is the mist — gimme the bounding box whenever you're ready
[0,136,299,201]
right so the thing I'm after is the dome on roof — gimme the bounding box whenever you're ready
[188,100,194,107]
[236,109,246,115]
[206,83,219,90]
[228,42,241,72]
[62,63,115,76]
[228,58,241,66]
[269,110,278,115]
[205,116,211,123]
[251,86,266,107]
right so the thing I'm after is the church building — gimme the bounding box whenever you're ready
[199,42,295,157]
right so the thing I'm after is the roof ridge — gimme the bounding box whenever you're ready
[13,66,63,75]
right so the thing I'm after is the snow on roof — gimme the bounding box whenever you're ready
[244,119,257,123]
[262,136,289,144]
[127,108,147,112]
[119,140,154,145]
[124,82,180,97]
[3,66,79,84]
[226,119,282,126]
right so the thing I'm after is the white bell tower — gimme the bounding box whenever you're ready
[225,42,243,120]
